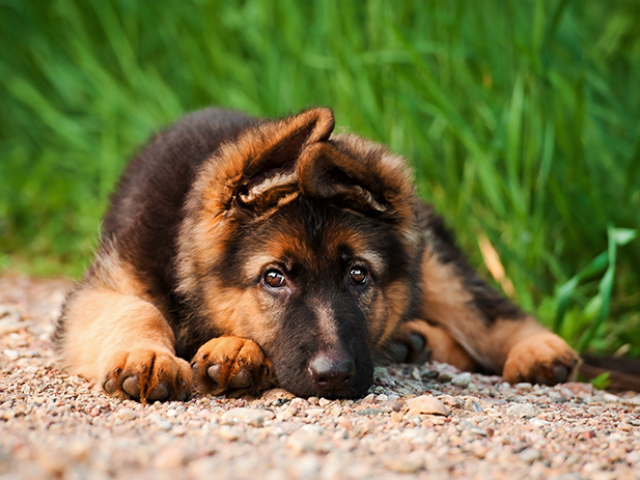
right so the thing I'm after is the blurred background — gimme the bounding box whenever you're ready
[1,0,638,363]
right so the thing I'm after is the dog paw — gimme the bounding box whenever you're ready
[387,322,431,364]
[191,336,275,397]
[503,332,580,385]
[102,349,193,402]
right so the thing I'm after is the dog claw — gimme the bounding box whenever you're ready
[207,365,223,384]
[176,390,188,401]
[104,378,116,394]
[388,342,410,363]
[408,333,426,354]
[553,365,569,384]
[229,369,251,389]
[122,375,141,399]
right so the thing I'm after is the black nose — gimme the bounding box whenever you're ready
[308,350,355,394]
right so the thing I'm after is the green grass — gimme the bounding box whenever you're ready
[1,0,639,357]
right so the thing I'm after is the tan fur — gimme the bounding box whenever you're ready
[503,332,580,384]
[191,336,274,396]
[374,281,411,349]
[202,287,280,347]
[57,107,580,401]
[58,254,192,401]
[415,245,578,381]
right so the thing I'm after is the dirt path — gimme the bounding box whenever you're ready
[1,274,639,480]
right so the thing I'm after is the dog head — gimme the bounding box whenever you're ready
[178,108,420,398]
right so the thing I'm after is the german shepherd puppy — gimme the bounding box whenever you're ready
[54,108,579,402]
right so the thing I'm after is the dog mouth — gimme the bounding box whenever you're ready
[272,348,374,399]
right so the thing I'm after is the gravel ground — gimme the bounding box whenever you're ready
[1,274,639,480]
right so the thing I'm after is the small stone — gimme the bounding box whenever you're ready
[515,382,533,391]
[362,393,376,403]
[627,451,640,465]
[407,395,449,416]
[506,402,538,418]
[262,388,295,401]
[373,366,394,386]
[318,398,331,407]
[286,430,326,455]
[602,393,620,403]
[306,408,325,418]
[290,454,320,478]
[356,408,382,416]
[519,447,542,463]
[3,350,20,361]
[154,447,186,468]
[383,453,423,473]
[451,372,472,388]
[529,418,550,427]
[221,407,275,427]
[390,411,403,423]
[218,426,243,441]
[437,371,453,382]
[563,382,594,395]
[157,419,173,431]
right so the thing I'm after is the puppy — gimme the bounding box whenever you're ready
[54,108,579,401]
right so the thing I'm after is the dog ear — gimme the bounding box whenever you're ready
[297,134,415,222]
[225,108,335,216]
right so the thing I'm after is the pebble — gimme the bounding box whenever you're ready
[506,402,538,418]
[515,382,533,391]
[221,407,275,427]
[3,349,20,361]
[286,429,331,455]
[519,448,542,463]
[451,372,472,388]
[437,371,454,382]
[218,426,244,441]
[383,453,424,473]
[305,408,325,418]
[407,395,449,416]
[115,408,139,421]
[2,276,640,480]
[602,393,620,403]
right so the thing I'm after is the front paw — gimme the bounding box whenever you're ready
[503,332,580,385]
[191,336,275,397]
[102,349,193,402]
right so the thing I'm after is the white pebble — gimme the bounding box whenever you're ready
[519,447,542,463]
[451,372,472,388]
[221,407,275,427]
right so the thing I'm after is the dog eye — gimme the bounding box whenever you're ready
[264,269,286,288]
[348,266,367,285]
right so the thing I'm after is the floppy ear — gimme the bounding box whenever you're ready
[297,134,415,223]
[224,108,335,216]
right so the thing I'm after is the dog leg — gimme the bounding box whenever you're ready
[191,336,275,397]
[416,245,579,384]
[56,286,192,402]
[389,320,478,372]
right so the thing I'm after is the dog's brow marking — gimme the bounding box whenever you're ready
[244,254,278,278]
[357,251,384,275]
